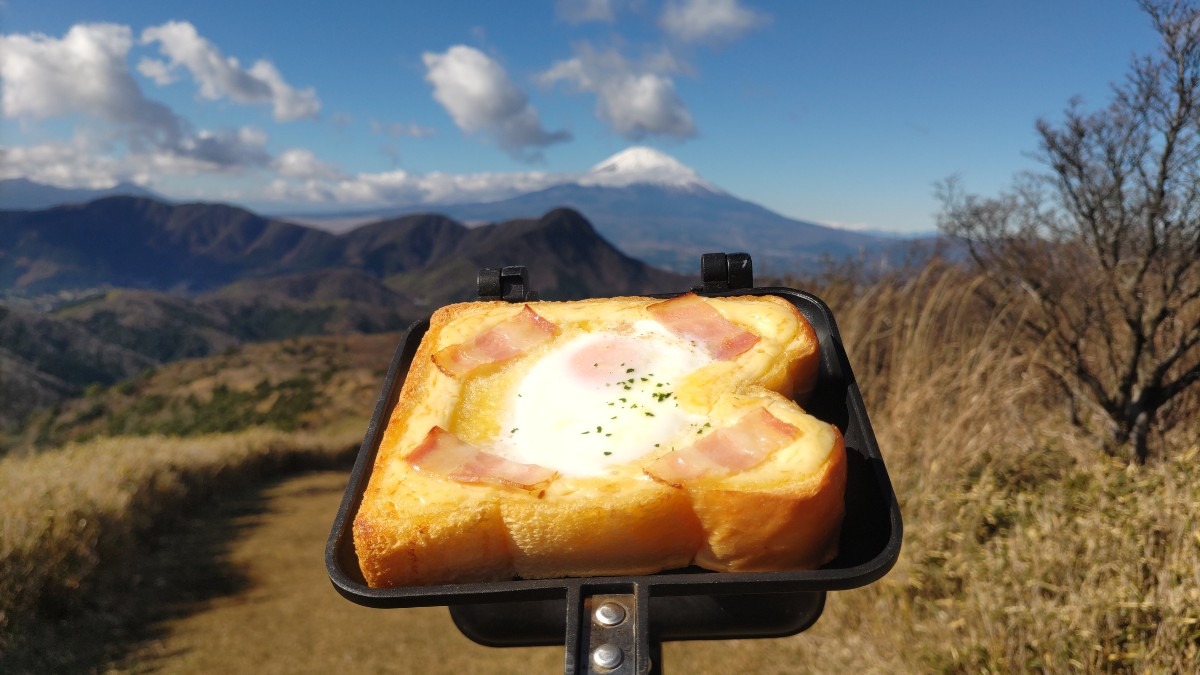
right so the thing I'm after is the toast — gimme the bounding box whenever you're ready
[353,293,846,587]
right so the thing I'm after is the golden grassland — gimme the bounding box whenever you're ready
[738,263,1200,672]
[2,262,1199,672]
[0,429,365,665]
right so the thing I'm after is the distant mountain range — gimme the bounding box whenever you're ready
[0,196,688,298]
[0,197,689,438]
[3,148,925,275]
[0,178,165,210]
[288,147,915,274]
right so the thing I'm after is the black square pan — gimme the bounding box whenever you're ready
[326,282,902,672]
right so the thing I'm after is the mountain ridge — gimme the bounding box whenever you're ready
[0,178,165,211]
[0,197,694,439]
[2,148,914,276]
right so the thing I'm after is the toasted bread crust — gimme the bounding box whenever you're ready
[353,294,843,587]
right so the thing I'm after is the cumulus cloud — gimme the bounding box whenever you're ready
[422,45,570,161]
[178,126,271,168]
[659,0,768,44]
[0,126,272,189]
[139,21,320,121]
[0,22,312,190]
[265,170,416,205]
[416,169,562,203]
[264,165,566,207]
[267,170,420,205]
[273,148,344,180]
[0,137,132,187]
[540,43,696,141]
[0,23,186,148]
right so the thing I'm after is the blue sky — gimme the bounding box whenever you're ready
[0,0,1161,233]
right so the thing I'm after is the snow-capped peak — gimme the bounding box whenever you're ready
[578,147,718,192]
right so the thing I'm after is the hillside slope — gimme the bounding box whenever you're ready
[0,201,691,439]
[0,197,688,297]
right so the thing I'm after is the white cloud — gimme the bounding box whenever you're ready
[177,126,271,168]
[416,169,562,203]
[0,137,129,188]
[332,171,426,203]
[136,57,176,85]
[273,148,344,180]
[265,170,423,205]
[0,23,185,147]
[3,126,564,207]
[0,22,293,178]
[2,25,638,208]
[659,0,768,43]
[140,21,320,121]
[540,43,696,140]
[0,126,272,189]
[264,165,567,207]
[422,45,570,161]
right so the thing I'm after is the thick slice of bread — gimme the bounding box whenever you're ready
[353,294,845,588]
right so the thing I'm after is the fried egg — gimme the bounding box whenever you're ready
[492,320,711,477]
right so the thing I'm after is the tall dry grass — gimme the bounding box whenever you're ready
[742,261,1200,671]
[0,427,361,660]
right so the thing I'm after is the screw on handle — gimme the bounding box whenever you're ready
[565,587,658,674]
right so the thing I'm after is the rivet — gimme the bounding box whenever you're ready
[592,643,623,669]
[593,601,627,626]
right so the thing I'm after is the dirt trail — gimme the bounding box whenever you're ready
[104,470,844,674]
[109,470,562,674]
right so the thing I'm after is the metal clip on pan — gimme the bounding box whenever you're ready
[477,265,538,302]
[696,251,754,292]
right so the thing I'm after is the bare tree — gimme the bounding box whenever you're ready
[937,0,1200,463]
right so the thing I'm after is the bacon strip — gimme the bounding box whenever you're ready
[646,293,759,360]
[646,408,800,485]
[432,305,559,377]
[407,426,557,490]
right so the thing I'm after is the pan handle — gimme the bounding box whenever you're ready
[564,584,660,674]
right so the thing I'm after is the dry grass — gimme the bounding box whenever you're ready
[759,262,1200,672]
[0,427,363,666]
[2,262,1199,672]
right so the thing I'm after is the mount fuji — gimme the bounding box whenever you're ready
[420,147,897,275]
[576,146,718,191]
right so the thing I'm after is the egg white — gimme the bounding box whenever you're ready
[492,321,711,477]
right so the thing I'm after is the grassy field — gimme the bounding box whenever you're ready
[2,262,1198,672]
[0,429,367,664]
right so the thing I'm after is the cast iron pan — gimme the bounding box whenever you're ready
[326,254,902,674]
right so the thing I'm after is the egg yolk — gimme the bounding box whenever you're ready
[493,323,711,477]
